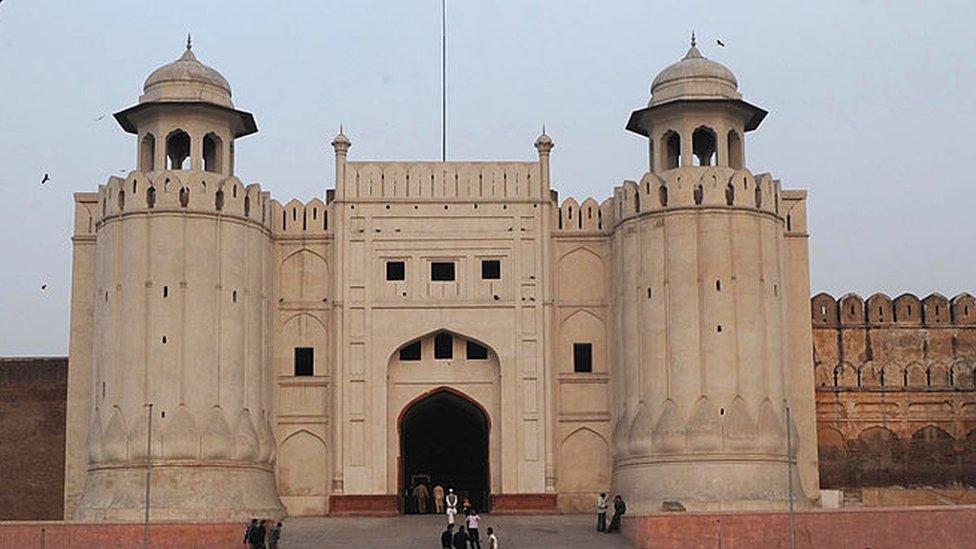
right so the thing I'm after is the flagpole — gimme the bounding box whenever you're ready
[441,0,447,162]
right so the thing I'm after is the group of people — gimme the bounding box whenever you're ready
[243,519,282,549]
[595,493,626,533]
[406,481,472,515]
[440,507,497,549]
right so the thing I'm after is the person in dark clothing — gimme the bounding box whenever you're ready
[254,520,268,548]
[452,525,470,549]
[244,518,261,549]
[606,495,626,533]
[268,521,282,549]
[441,524,454,549]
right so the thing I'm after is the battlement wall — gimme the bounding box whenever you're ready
[812,292,976,327]
[270,197,332,238]
[94,170,273,230]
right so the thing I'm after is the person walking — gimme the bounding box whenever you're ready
[268,521,282,549]
[486,526,499,549]
[414,482,431,514]
[243,519,260,549]
[606,494,626,533]
[441,524,455,549]
[433,484,446,514]
[452,525,470,549]
[466,508,482,549]
[445,488,459,526]
[596,492,609,532]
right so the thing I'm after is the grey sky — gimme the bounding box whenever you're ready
[1,0,974,355]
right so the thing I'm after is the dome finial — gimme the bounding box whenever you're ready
[690,30,696,48]
[186,33,192,51]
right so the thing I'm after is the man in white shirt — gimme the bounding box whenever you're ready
[445,488,459,526]
[486,526,498,549]
[596,492,609,532]
[466,509,482,549]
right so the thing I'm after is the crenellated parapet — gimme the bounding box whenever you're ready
[812,292,976,326]
[270,197,332,237]
[610,167,783,225]
[94,169,274,231]
[552,196,613,233]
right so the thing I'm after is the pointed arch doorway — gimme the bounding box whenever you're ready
[399,388,490,513]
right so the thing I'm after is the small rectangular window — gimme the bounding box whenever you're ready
[466,341,488,360]
[573,343,593,373]
[481,259,501,280]
[386,261,406,281]
[294,347,314,376]
[431,262,456,281]
[435,333,453,359]
[399,341,421,361]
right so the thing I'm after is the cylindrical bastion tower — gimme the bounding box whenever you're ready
[74,41,283,520]
[609,37,806,512]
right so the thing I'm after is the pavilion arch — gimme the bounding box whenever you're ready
[660,130,681,169]
[279,248,329,302]
[558,246,605,303]
[203,132,223,174]
[277,429,329,498]
[165,129,191,170]
[558,427,609,505]
[692,126,717,166]
[559,309,607,374]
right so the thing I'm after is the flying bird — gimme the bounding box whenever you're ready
[94,114,107,122]
[41,284,48,291]
[41,173,50,184]
[716,39,726,47]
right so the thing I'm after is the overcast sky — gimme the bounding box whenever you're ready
[1,0,974,355]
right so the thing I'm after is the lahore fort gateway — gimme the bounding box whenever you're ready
[5,38,975,527]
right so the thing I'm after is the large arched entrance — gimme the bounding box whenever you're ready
[400,388,490,513]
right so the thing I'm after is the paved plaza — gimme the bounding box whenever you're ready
[277,514,635,549]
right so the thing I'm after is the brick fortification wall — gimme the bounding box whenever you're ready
[0,358,68,520]
[811,292,976,492]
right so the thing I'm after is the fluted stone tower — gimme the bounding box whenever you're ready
[72,40,284,520]
[608,36,809,512]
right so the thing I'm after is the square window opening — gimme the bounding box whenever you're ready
[294,347,314,376]
[434,333,453,359]
[386,261,406,281]
[573,343,593,373]
[481,259,501,280]
[431,262,456,281]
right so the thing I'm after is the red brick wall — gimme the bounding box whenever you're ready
[624,506,976,549]
[0,358,68,520]
[0,522,244,549]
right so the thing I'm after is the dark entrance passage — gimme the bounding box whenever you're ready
[400,389,489,513]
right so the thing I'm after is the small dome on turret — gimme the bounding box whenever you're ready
[140,36,233,108]
[649,34,740,106]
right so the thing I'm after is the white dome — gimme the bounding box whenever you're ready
[649,44,740,106]
[141,42,233,108]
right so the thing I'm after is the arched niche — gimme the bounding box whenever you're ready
[558,247,605,304]
[278,430,329,497]
[279,248,329,302]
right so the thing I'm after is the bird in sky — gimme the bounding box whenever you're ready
[94,114,107,122]
[716,39,726,47]
[41,284,48,291]
[41,173,50,184]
